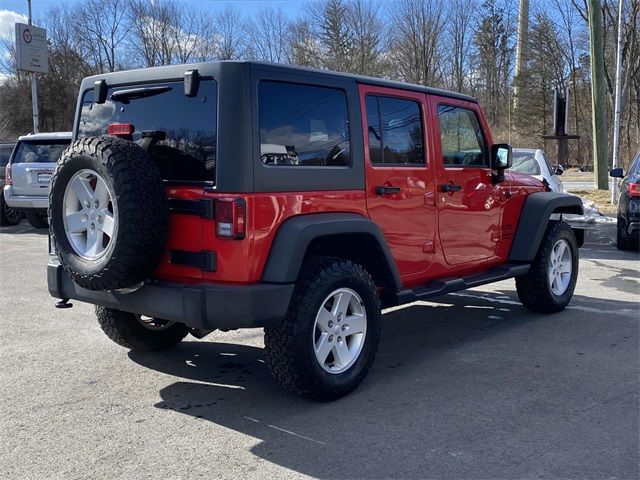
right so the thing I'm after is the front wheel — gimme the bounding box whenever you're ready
[264,257,382,401]
[516,221,579,313]
[96,306,189,352]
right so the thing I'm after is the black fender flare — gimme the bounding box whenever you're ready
[261,212,402,289]
[508,192,584,262]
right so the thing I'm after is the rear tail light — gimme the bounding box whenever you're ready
[5,163,12,185]
[108,123,134,140]
[627,183,640,197]
[215,199,246,239]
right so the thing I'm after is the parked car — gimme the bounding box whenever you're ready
[510,148,565,193]
[4,132,71,228]
[610,151,640,250]
[47,61,583,400]
[0,141,24,226]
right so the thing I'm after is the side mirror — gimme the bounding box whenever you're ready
[555,165,564,176]
[610,167,624,178]
[491,144,512,170]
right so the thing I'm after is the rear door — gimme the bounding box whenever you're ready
[10,140,68,196]
[430,97,503,266]
[360,84,436,281]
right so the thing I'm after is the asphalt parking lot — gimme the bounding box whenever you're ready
[0,221,638,480]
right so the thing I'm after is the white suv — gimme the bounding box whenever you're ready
[510,148,565,193]
[3,132,71,228]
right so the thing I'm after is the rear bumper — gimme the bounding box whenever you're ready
[627,221,639,236]
[47,260,294,330]
[3,185,48,210]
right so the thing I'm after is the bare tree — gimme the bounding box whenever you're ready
[448,0,476,92]
[287,19,323,67]
[245,7,290,63]
[73,0,131,72]
[346,0,385,75]
[471,0,517,130]
[214,5,246,60]
[387,0,448,87]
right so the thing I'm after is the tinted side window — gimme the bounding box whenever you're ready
[366,95,424,165]
[78,80,217,183]
[259,81,350,167]
[0,145,14,168]
[437,105,488,167]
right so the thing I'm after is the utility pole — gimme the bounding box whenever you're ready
[514,0,529,91]
[587,0,608,190]
[611,0,624,203]
[513,0,529,117]
[28,0,39,133]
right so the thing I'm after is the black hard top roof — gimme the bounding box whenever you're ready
[80,60,477,103]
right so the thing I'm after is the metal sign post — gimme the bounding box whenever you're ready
[611,0,624,204]
[15,0,48,133]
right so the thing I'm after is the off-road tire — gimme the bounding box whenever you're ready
[516,220,579,313]
[264,257,382,401]
[49,136,168,291]
[0,196,22,226]
[96,306,188,351]
[26,210,48,229]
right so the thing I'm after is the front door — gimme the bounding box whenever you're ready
[360,85,436,281]
[431,97,502,266]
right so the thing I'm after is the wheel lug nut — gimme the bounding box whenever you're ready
[328,320,334,328]
[329,335,334,342]
[338,336,342,342]
[342,325,347,331]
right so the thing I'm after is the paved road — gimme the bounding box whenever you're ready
[563,180,616,191]
[0,221,638,479]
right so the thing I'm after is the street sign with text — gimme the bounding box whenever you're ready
[15,23,48,74]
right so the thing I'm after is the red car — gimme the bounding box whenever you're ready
[47,62,583,399]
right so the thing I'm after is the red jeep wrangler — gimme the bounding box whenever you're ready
[48,62,583,400]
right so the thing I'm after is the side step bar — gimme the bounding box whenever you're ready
[394,262,530,305]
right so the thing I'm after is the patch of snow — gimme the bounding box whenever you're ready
[564,196,617,224]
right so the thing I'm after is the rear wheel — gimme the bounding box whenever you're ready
[264,257,381,401]
[26,210,48,229]
[516,221,579,313]
[96,306,188,352]
[0,196,23,226]
[616,217,638,250]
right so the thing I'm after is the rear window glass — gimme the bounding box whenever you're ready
[78,80,217,183]
[510,152,541,175]
[258,81,350,167]
[12,141,69,164]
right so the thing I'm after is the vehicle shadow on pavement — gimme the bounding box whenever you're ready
[0,222,48,235]
[129,290,639,479]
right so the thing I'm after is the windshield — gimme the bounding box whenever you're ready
[510,152,541,175]
[77,80,217,184]
[12,140,69,164]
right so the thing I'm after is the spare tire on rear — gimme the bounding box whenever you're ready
[49,136,168,291]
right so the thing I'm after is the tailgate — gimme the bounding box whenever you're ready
[10,162,55,196]
[153,185,207,282]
